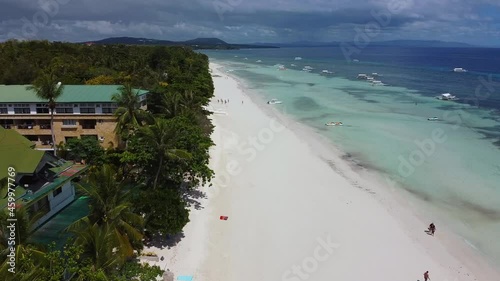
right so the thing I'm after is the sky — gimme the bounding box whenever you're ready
[0,0,500,46]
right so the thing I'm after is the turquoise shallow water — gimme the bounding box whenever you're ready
[204,49,500,267]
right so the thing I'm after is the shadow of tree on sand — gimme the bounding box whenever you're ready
[182,186,207,210]
[144,232,186,249]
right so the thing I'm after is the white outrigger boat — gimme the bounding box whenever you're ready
[371,80,384,86]
[267,99,283,105]
[453,67,467,73]
[325,121,343,126]
[427,117,439,121]
[436,93,458,100]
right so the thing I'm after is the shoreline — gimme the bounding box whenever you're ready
[220,62,500,270]
[143,60,500,281]
[201,61,500,280]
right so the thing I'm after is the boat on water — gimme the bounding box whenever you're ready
[453,67,467,73]
[427,117,439,121]
[294,57,302,60]
[325,122,343,126]
[267,99,283,105]
[372,72,379,76]
[357,74,368,79]
[275,64,286,70]
[371,80,384,86]
[321,70,334,75]
[256,60,262,63]
[436,93,458,100]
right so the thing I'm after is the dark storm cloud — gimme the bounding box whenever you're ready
[0,0,499,45]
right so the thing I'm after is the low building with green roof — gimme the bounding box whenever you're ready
[0,85,148,150]
[0,126,87,229]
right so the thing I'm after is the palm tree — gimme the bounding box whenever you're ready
[0,208,47,279]
[26,70,63,156]
[68,165,144,259]
[138,118,192,189]
[68,218,122,272]
[112,84,152,139]
[160,90,200,118]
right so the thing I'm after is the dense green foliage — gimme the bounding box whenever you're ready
[65,137,105,165]
[0,40,215,280]
[1,243,163,281]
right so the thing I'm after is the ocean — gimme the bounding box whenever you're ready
[201,46,500,267]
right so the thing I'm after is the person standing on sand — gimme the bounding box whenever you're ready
[429,223,436,236]
[424,270,430,281]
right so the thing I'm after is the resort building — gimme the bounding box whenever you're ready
[0,85,148,150]
[0,127,87,229]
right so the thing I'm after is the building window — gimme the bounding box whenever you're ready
[81,119,96,129]
[0,120,13,129]
[80,103,96,114]
[24,135,38,142]
[56,104,73,114]
[13,103,30,114]
[0,104,7,114]
[36,104,49,114]
[80,108,96,113]
[53,186,63,197]
[102,103,118,114]
[62,119,77,126]
[40,135,52,145]
[38,121,51,129]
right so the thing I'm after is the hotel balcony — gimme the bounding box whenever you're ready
[17,124,34,129]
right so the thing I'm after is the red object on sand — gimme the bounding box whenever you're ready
[219,216,228,220]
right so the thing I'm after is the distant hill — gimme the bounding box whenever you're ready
[80,37,278,50]
[252,40,475,48]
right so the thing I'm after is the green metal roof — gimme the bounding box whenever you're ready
[0,85,148,103]
[0,126,35,148]
[0,127,89,208]
[0,127,44,179]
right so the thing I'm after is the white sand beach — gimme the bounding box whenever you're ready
[145,62,500,281]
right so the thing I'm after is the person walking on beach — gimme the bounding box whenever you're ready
[428,223,436,236]
[424,270,430,281]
